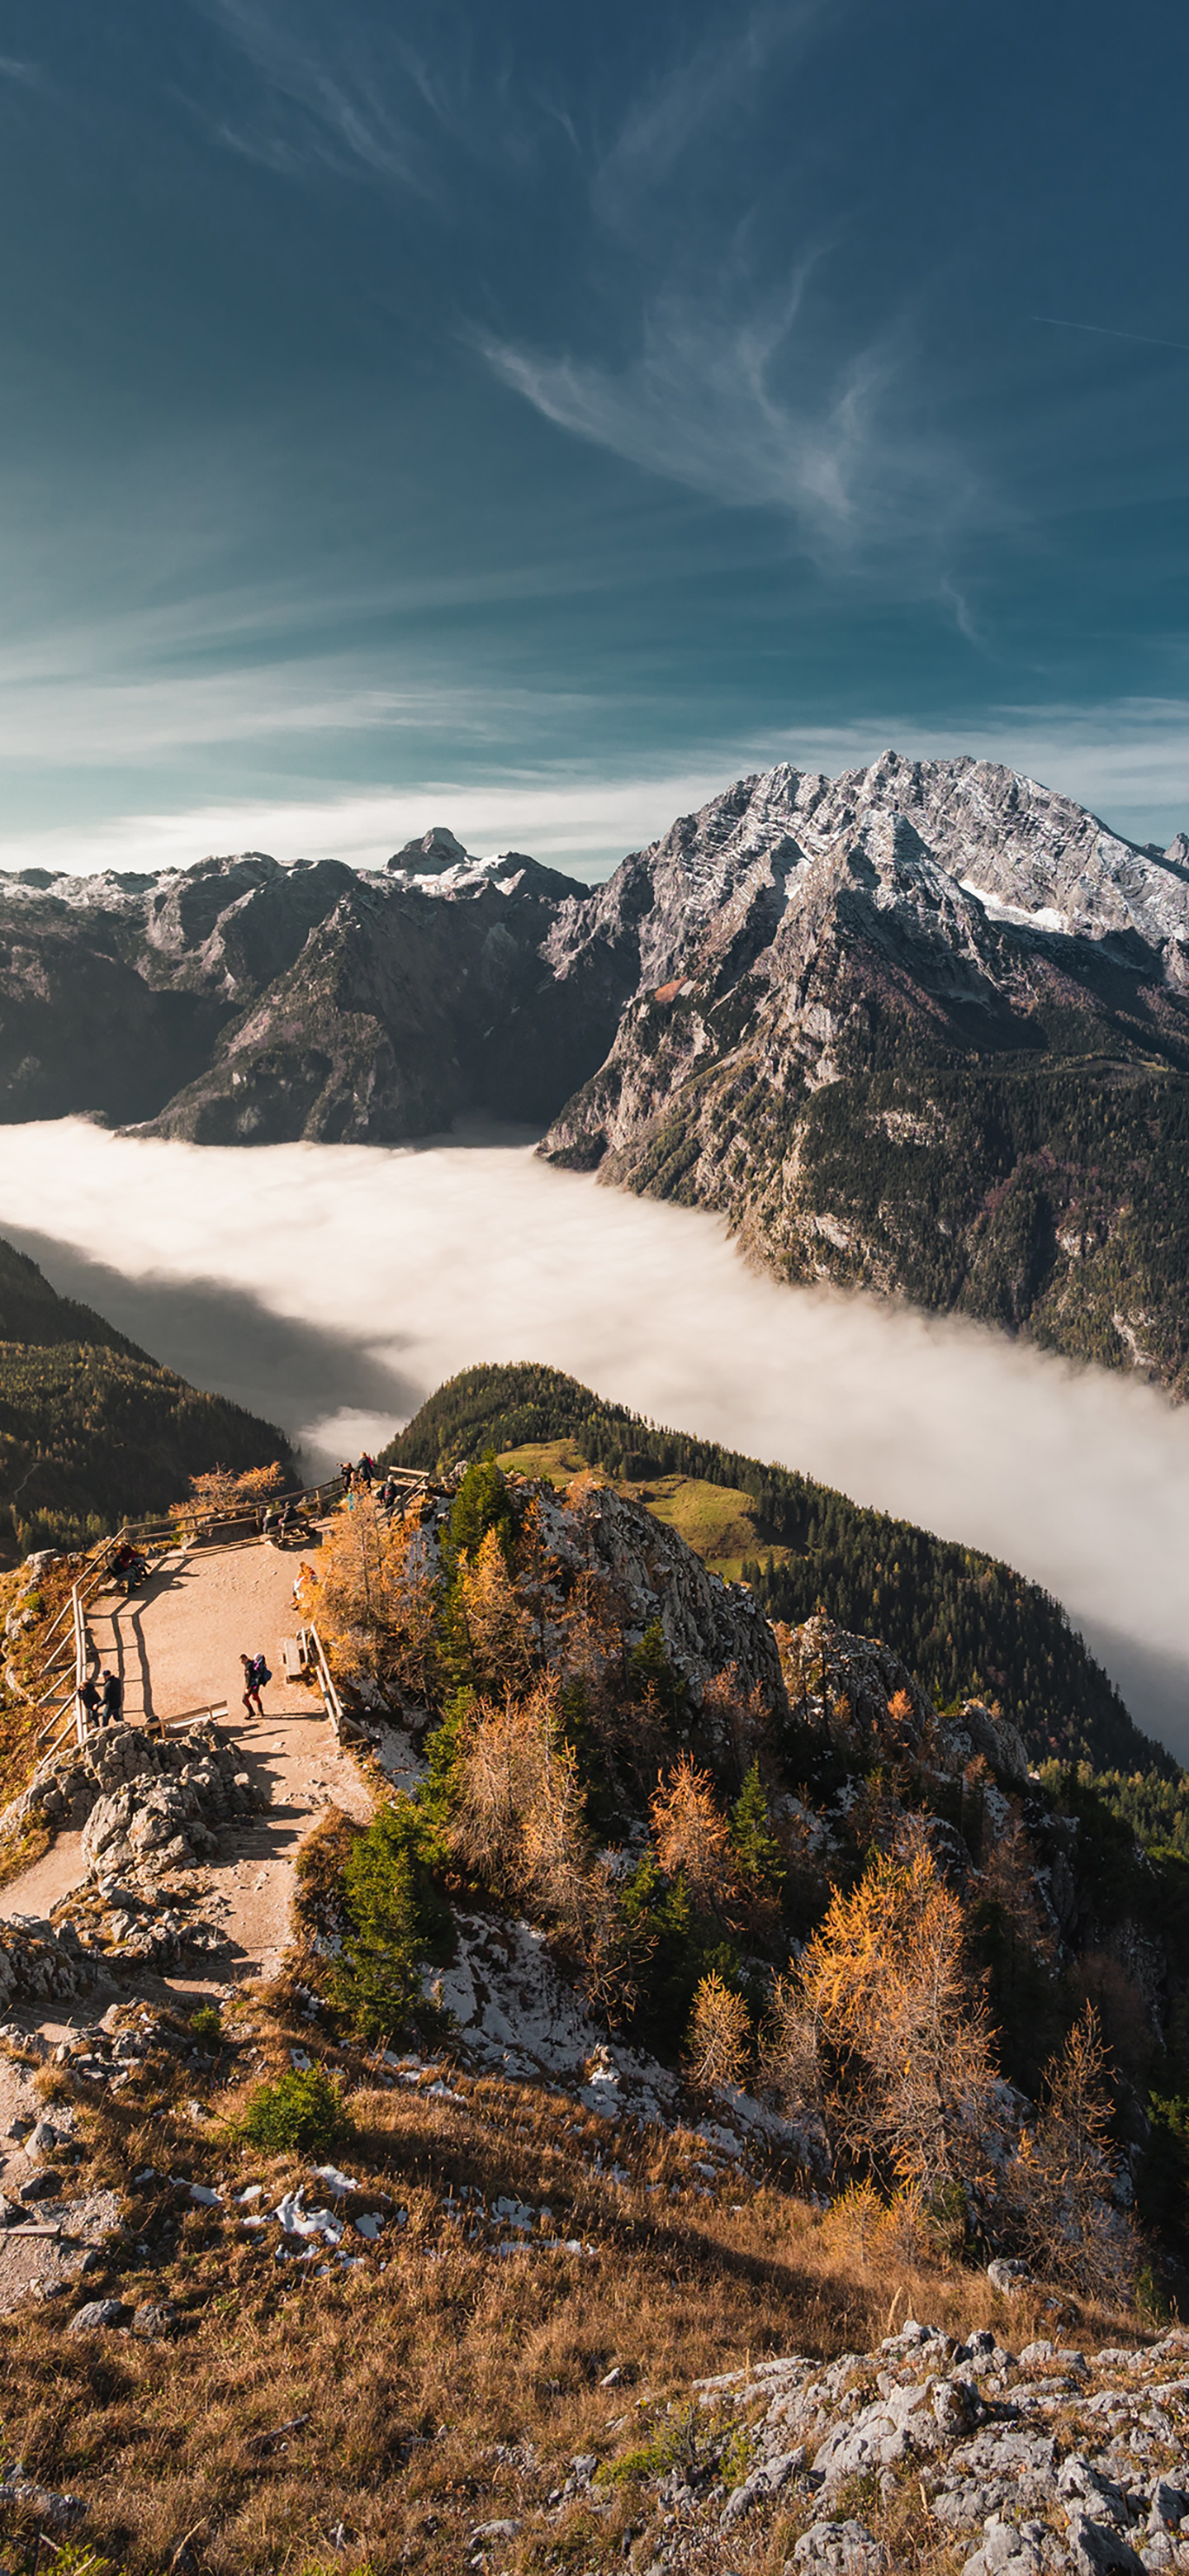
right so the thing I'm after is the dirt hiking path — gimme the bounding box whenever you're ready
[0,1536,373,1993]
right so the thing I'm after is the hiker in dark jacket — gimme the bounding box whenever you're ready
[79,1675,102,1730]
[241,1651,271,1717]
[101,1670,123,1726]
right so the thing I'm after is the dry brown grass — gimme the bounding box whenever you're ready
[0,1799,51,1889]
[0,1985,1149,2576]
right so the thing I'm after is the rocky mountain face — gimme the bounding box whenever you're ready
[7,756,1189,1381]
[538,755,1189,1394]
[0,840,623,1141]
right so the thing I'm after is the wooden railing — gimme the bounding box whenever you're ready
[21,1466,429,1759]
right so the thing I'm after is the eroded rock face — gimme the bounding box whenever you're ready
[538,759,1189,1395]
[0,1723,256,1997]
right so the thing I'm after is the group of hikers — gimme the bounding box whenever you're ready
[339,1455,402,1514]
[78,1669,123,1728]
[78,1648,275,1733]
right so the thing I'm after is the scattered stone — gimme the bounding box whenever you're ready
[791,2521,888,2572]
[1149,2481,1189,2532]
[961,2521,1060,2575]
[1064,2515,1146,2574]
[0,2467,85,2527]
[67,2298,129,2335]
[988,2258,1034,2294]
[131,2301,178,2338]
[722,2450,803,2523]
[18,2168,64,2201]
[1057,2455,1135,2530]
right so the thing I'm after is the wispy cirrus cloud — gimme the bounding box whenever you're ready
[194,0,447,192]
[476,6,978,571]
[481,289,972,561]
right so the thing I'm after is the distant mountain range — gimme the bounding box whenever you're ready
[6,758,1189,1385]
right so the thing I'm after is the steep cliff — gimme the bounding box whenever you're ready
[539,755,1189,1392]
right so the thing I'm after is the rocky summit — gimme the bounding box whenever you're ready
[7,754,1189,1383]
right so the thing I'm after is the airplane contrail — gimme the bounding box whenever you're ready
[1033,315,1189,355]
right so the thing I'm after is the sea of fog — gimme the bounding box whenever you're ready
[1,1118,1187,1761]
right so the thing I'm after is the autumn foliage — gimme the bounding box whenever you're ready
[299,1454,1146,2305]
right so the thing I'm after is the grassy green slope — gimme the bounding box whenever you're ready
[383,1360,1172,1778]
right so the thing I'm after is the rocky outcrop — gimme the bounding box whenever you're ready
[487,2316,1189,2573]
[783,1612,1030,1787]
[1,1721,257,1986]
[533,1478,788,1729]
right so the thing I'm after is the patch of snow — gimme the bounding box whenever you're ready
[310,2164,362,2197]
[959,877,1068,934]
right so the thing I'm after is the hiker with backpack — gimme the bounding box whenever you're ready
[240,1650,271,1718]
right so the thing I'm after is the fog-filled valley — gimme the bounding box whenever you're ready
[1,1116,1187,1758]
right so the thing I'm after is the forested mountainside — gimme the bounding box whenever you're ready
[286,1456,1189,2289]
[0,1238,292,1555]
[8,755,1189,1380]
[382,1361,1172,1778]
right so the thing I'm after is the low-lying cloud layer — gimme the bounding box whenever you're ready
[2,1120,1188,1757]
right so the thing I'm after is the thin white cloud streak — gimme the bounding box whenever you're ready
[0,700,1185,878]
[591,2,823,225]
[481,294,977,563]
[1,1120,1188,1757]
[196,0,438,193]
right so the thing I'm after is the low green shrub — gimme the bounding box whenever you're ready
[241,2066,353,2156]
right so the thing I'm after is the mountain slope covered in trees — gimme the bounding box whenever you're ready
[296,1456,1189,2293]
[0,1237,293,1554]
[383,1360,1172,1777]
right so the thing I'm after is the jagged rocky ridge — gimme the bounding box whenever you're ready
[6,759,1189,1383]
[539,756,1189,1395]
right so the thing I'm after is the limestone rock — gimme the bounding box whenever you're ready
[791,2522,887,2573]
[67,2298,129,2335]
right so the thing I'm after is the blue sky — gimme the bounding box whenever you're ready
[2,0,1188,875]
